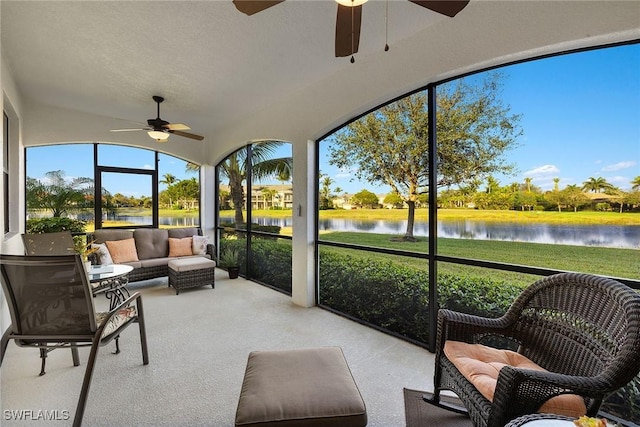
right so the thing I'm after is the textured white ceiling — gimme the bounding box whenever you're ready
[2,1,639,164]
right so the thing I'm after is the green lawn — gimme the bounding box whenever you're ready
[320,231,639,283]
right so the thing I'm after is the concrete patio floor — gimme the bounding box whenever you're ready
[1,269,435,426]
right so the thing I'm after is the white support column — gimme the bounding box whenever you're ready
[199,164,217,242]
[291,139,316,307]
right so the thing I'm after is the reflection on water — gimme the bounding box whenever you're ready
[309,218,639,249]
[31,211,639,249]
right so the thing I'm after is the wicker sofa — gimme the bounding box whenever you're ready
[87,227,214,283]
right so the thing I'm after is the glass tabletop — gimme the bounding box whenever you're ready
[88,264,134,282]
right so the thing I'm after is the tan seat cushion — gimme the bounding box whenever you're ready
[444,341,586,418]
[168,257,215,272]
[235,347,367,427]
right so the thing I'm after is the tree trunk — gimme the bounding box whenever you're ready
[231,182,245,224]
[404,200,416,241]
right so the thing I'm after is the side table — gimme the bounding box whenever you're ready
[89,264,134,311]
[505,414,575,426]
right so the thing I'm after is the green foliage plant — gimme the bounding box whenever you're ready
[26,217,87,234]
[219,247,241,268]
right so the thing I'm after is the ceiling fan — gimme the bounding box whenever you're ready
[232,0,469,60]
[110,96,204,142]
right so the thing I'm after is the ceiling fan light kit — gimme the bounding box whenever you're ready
[335,0,367,7]
[148,130,169,142]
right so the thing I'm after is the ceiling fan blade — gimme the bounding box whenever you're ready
[165,123,191,131]
[110,128,147,132]
[169,130,204,141]
[335,4,362,57]
[232,0,284,16]
[408,0,469,17]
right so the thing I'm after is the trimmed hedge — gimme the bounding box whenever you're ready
[26,217,87,234]
[220,238,292,293]
[318,249,522,344]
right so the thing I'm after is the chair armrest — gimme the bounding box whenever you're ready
[492,365,607,421]
[436,309,513,350]
[206,243,215,260]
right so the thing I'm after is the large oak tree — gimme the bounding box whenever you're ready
[329,73,522,240]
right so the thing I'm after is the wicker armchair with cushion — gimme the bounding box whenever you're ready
[0,254,149,427]
[427,272,640,427]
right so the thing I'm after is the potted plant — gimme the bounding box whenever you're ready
[73,236,99,271]
[219,247,241,279]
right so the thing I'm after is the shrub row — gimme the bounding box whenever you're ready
[26,217,87,234]
[220,238,292,293]
[318,249,521,344]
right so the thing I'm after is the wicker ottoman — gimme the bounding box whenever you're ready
[235,347,367,427]
[167,257,216,295]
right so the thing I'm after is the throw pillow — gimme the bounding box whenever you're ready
[105,238,139,264]
[192,235,209,255]
[169,237,193,257]
[92,243,114,265]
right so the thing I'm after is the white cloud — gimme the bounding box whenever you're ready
[143,164,154,170]
[523,164,560,178]
[335,166,356,179]
[601,161,637,172]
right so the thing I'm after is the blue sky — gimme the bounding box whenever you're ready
[28,44,639,197]
[27,144,196,198]
[319,43,640,194]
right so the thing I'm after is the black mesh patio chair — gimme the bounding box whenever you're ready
[0,254,149,427]
[22,231,76,255]
[427,272,640,427]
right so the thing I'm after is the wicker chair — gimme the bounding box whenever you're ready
[0,254,149,427]
[428,272,640,427]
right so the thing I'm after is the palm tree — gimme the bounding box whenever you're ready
[485,176,499,194]
[632,176,640,191]
[582,176,613,193]
[26,170,93,217]
[524,177,533,192]
[219,142,292,224]
[160,173,179,208]
[185,162,200,174]
[552,177,560,191]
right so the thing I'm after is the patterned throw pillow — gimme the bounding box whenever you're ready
[192,235,209,255]
[105,238,139,264]
[169,237,193,257]
[92,243,114,265]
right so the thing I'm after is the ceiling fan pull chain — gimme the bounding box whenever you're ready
[384,0,389,52]
[350,0,355,63]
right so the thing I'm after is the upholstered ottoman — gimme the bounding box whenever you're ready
[235,347,367,427]
[167,257,215,295]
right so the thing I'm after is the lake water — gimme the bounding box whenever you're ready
[71,213,640,249]
[253,217,639,249]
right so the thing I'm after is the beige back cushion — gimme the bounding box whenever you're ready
[91,229,133,244]
[168,227,200,239]
[134,228,169,260]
